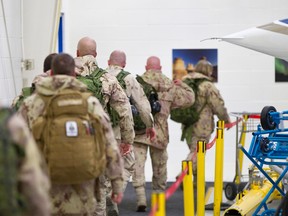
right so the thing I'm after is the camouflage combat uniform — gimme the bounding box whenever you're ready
[105,65,154,215]
[74,55,135,145]
[19,75,124,216]
[7,111,51,216]
[32,69,52,83]
[106,65,154,189]
[132,69,195,208]
[75,56,134,216]
[182,71,230,175]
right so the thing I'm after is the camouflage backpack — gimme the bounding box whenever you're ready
[31,89,106,184]
[0,108,26,215]
[170,77,210,126]
[77,68,120,127]
[116,70,161,131]
[13,85,35,111]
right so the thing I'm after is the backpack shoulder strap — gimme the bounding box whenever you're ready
[116,70,130,90]
[195,77,211,85]
[13,85,36,111]
[91,67,107,79]
[136,75,157,96]
[80,68,107,105]
[184,77,210,94]
[135,75,146,86]
[22,86,34,97]
[192,78,211,112]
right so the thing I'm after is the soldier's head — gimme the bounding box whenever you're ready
[108,50,126,68]
[194,57,213,77]
[77,37,97,58]
[146,56,162,71]
[51,53,75,76]
[43,53,58,72]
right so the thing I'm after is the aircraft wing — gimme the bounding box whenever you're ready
[203,18,288,61]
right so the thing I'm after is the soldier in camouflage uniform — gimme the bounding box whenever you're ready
[181,58,231,183]
[75,37,134,216]
[1,107,51,216]
[11,53,57,109]
[18,53,124,216]
[105,50,156,215]
[132,56,195,212]
[32,53,58,82]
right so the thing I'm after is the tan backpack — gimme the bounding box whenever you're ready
[32,89,106,184]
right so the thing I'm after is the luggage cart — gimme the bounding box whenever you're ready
[224,112,260,201]
[237,106,288,215]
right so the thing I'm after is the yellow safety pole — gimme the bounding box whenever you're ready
[235,115,248,184]
[217,120,225,130]
[197,140,206,216]
[214,120,225,216]
[182,160,194,216]
[151,192,166,216]
[158,193,166,216]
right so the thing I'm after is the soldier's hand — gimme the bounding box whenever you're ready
[111,192,123,204]
[173,79,182,86]
[146,127,156,142]
[119,143,132,156]
[225,120,233,131]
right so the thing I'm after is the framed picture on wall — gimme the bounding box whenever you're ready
[172,49,218,82]
[275,58,288,82]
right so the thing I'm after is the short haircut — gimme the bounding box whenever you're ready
[52,53,75,75]
[43,53,58,72]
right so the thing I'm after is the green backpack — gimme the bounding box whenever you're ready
[0,108,26,215]
[13,85,35,111]
[170,78,210,126]
[77,68,120,127]
[115,70,144,131]
[135,75,161,116]
[116,71,161,131]
[76,67,106,105]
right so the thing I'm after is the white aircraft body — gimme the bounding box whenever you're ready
[204,18,288,61]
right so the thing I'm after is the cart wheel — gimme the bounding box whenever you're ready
[260,106,277,130]
[224,183,237,201]
[260,137,270,153]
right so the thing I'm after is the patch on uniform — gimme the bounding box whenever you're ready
[65,121,78,137]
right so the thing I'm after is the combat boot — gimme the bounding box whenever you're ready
[135,187,147,212]
[106,196,119,216]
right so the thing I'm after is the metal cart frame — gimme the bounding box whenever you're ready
[239,106,288,215]
[224,112,261,201]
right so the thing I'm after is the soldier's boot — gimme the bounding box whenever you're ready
[106,196,119,216]
[135,187,147,212]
